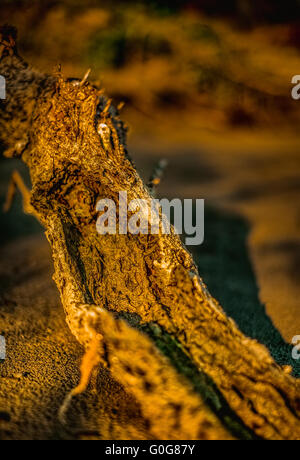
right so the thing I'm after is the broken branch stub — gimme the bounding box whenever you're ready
[0,26,299,440]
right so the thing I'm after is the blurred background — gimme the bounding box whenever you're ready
[0,0,300,438]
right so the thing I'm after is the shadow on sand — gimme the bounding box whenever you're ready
[190,206,300,377]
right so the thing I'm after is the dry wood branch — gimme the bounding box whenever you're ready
[0,26,299,440]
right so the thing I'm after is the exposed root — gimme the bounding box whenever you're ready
[58,333,103,425]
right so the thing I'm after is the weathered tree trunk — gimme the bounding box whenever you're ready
[0,26,299,440]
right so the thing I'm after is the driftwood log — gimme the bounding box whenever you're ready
[0,26,299,440]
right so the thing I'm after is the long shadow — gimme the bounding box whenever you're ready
[190,206,300,377]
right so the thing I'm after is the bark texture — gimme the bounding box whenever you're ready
[0,26,299,440]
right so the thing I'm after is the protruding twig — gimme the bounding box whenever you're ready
[103,98,112,114]
[3,170,34,215]
[147,159,168,194]
[80,68,91,86]
[117,101,125,112]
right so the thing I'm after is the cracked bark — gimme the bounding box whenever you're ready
[0,26,299,440]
